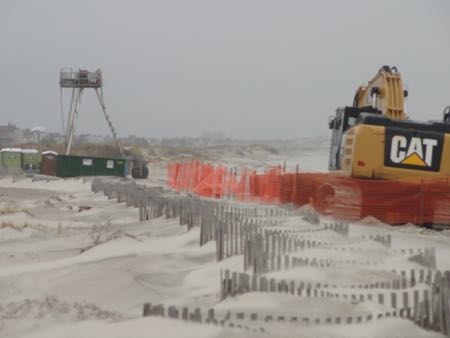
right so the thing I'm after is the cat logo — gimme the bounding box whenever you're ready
[384,128,443,172]
[390,136,436,166]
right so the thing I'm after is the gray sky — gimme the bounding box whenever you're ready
[1,0,449,139]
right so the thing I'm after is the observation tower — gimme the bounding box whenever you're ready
[59,68,124,156]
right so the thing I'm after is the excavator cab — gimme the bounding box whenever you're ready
[328,107,380,170]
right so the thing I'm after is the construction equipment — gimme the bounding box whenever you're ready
[329,65,450,179]
[131,157,149,179]
[60,68,149,179]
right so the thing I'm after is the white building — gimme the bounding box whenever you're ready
[0,123,22,147]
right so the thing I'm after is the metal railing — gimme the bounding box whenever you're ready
[60,69,102,88]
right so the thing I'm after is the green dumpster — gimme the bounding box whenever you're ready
[56,155,126,178]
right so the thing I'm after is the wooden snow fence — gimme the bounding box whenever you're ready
[208,218,353,267]
[219,269,450,336]
[91,179,450,336]
[221,268,441,298]
[142,302,266,333]
[91,178,295,233]
[246,245,435,276]
[142,281,450,335]
[220,268,440,300]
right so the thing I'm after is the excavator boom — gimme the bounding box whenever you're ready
[353,66,407,120]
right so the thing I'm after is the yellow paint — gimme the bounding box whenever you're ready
[401,153,427,166]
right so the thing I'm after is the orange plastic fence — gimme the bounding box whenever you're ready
[167,161,450,225]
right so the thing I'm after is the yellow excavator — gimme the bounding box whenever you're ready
[329,65,450,179]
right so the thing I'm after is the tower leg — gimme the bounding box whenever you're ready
[60,87,67,136]
[64,88,76,146]
[95,88,125,157]
[65,88,83,155]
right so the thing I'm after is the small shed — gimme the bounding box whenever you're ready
[22,149,40,171]
[56,155,126,178]
[1,148,22,169]
[40,151,58,176]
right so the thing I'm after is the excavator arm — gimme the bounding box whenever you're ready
[352,65,408,120]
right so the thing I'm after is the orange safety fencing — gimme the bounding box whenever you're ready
[167,161,450,225]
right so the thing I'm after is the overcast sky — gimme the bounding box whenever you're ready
[1,0,449,139]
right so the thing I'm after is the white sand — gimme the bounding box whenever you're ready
[1,147,449,338]
[16,317,222,338]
